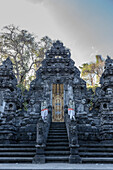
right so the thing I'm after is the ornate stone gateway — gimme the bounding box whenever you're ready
[1,40,113,164]
[52,84,64,122]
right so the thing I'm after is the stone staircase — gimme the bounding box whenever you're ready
[0,124,113,163]
[0,144,35,163]
[80,144,113,163]
[45,122,70,163]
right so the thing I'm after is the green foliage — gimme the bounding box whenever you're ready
[89,100,94,111]
[79,55,104,87]
[16,83,26,95]
[0,25,53,90]
[87,84,100,93]
[23,101,28,111]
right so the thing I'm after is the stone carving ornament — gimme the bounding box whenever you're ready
[68,99,75,120]
[41,100,48,121]
[77,99,86,113]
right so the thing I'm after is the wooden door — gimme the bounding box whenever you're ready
[52,84,64,122]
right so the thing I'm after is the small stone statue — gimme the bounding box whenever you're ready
[68,99,75,120]
[0,101,6,113]
[107,88,112,95]
[41,100,48,121]
[0,92,6,113]
[77,98,86,113]
[67,84,73,100]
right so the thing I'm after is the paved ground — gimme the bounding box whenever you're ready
[0,164,113,170]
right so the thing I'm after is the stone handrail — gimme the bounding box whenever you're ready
[64,105,82,163]
[33,105,52,163]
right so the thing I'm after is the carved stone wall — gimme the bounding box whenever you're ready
[0,58,22,143]
[0,42,113,144]
[94,56,113,142]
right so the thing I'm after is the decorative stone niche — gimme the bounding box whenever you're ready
[7,102,16,111]
[102,103,108,110]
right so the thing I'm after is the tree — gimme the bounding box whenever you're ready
[0,25,52,88]
[95,55,104,83]
[79,55,104,87]
[79,63,95,86]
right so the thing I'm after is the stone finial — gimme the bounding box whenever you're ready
[2,57,13,70]
[46,40,71,58]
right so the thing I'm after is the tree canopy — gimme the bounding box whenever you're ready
[79,55,104,88]
[0,25,52,89]
[0,25,105,91]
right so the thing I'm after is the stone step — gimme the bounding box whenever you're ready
[79,148,113,152]
[50,124,65,127]
[48,133,67,136]
[51,122,65,125]
[47,139,68,142]
[46,142,69,146]
[80,152,113,157]
[46,122,68,163]
[45,151,70,155]
[0,152,35,157]
[0,148,36,152]
[50,126,66,129]
[49,129,67,131]
[0,157,33,163]
[49,129,66,132]
[0,131,16,134]
[46,156,69,163]
[49,131,67,134]
[80,144,113,148]
[0,144,35,148]
[48,136,68,139]
[50,124,65,126]
[82,157,113,163]
[49,126,66,129]
[45,146,70,151]
[50,127,66,129]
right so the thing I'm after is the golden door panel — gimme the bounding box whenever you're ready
[52,84,64,122]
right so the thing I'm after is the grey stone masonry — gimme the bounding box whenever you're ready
[0,41,113,146]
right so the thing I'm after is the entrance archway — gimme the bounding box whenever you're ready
[52,84,64,122]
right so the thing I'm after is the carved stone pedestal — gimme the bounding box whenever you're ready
[33,144,45,163]
[69,144,82,164]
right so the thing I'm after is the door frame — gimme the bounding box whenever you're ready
[52,84,64,122]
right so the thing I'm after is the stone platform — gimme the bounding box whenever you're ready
[0,163,113,170]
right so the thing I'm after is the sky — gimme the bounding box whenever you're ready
[0,0,113,67]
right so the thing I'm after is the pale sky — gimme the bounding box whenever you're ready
[0,0,113,67]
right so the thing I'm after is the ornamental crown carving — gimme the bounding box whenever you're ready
[46,40,71,59]
[2,57,13,70]
[105,56,113,69]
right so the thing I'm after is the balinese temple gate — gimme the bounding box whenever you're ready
[0,41,113,163]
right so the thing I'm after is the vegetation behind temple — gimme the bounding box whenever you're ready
[0,24,105,92]
[0,24,53,91]
[79,55,105,92]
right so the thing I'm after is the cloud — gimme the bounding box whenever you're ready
[26,0,54,5]
[27,0,45,5]
[25,0,113,66]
